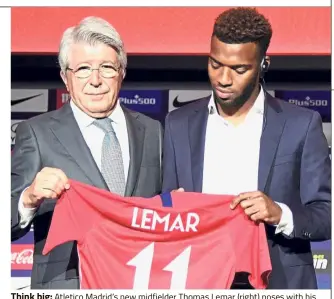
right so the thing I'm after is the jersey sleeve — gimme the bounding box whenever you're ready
[42,179,105,255]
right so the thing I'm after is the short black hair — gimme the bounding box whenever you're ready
[213,7,272,58]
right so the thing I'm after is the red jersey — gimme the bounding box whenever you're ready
[43,180,271,289]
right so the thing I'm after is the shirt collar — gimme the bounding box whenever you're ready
[208,85,265,117]
[109,100,125,125]
[70,99,125,131]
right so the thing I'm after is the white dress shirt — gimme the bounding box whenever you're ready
[18,100,130,228]
[202,87,294,236]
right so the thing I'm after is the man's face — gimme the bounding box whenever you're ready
[208,36,261,110]
[61,42,123,118]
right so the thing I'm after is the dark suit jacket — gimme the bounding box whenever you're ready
[162,92,331,289]
[11,103,163,289]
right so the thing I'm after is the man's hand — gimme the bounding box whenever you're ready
[22,167,70,209]
[171,188,185,192]
[230,191,282,225]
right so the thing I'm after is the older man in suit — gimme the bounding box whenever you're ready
[11,16,163,289]
[162,8,331,289]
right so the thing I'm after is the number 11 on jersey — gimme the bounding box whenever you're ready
[127,242,192,289]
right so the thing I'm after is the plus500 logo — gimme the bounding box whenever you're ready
[289,97,328,107]
[119,95,156,105]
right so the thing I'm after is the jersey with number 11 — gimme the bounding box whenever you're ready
[43,180,272,289]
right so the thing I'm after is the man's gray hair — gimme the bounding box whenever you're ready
[58,16,127,73]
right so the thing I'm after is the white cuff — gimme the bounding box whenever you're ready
[18,187,37,228]
[274,202,294,237]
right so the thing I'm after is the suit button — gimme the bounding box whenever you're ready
[304,232,310,238]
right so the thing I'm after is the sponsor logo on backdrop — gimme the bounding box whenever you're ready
[11,244,33,270]
[312,251,331,273]
[288,96,328,107]
[12,94,41,106]
[314,254,329,270]
[275,90,331,122]
[11,120,24,145]
[56,89,71,109]
[173,95,199,108]
[118,90,162,113]
[169,90,211,112]
[120,94,156,105]
[11,89,49,112]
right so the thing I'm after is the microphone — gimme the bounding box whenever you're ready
[209,106,214,115]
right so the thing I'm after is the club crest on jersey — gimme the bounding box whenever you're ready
[131,208,200,232]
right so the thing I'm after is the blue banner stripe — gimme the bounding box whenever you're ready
[159,192,173,207]
[11,232,34,244]
[11,270,32,277]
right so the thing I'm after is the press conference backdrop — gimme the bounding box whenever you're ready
[11,88,331,290]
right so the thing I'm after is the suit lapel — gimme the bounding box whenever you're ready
[258,94,286,192]
[188,99,210,192]
[123,107,145,197]
[50,103,109,190]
